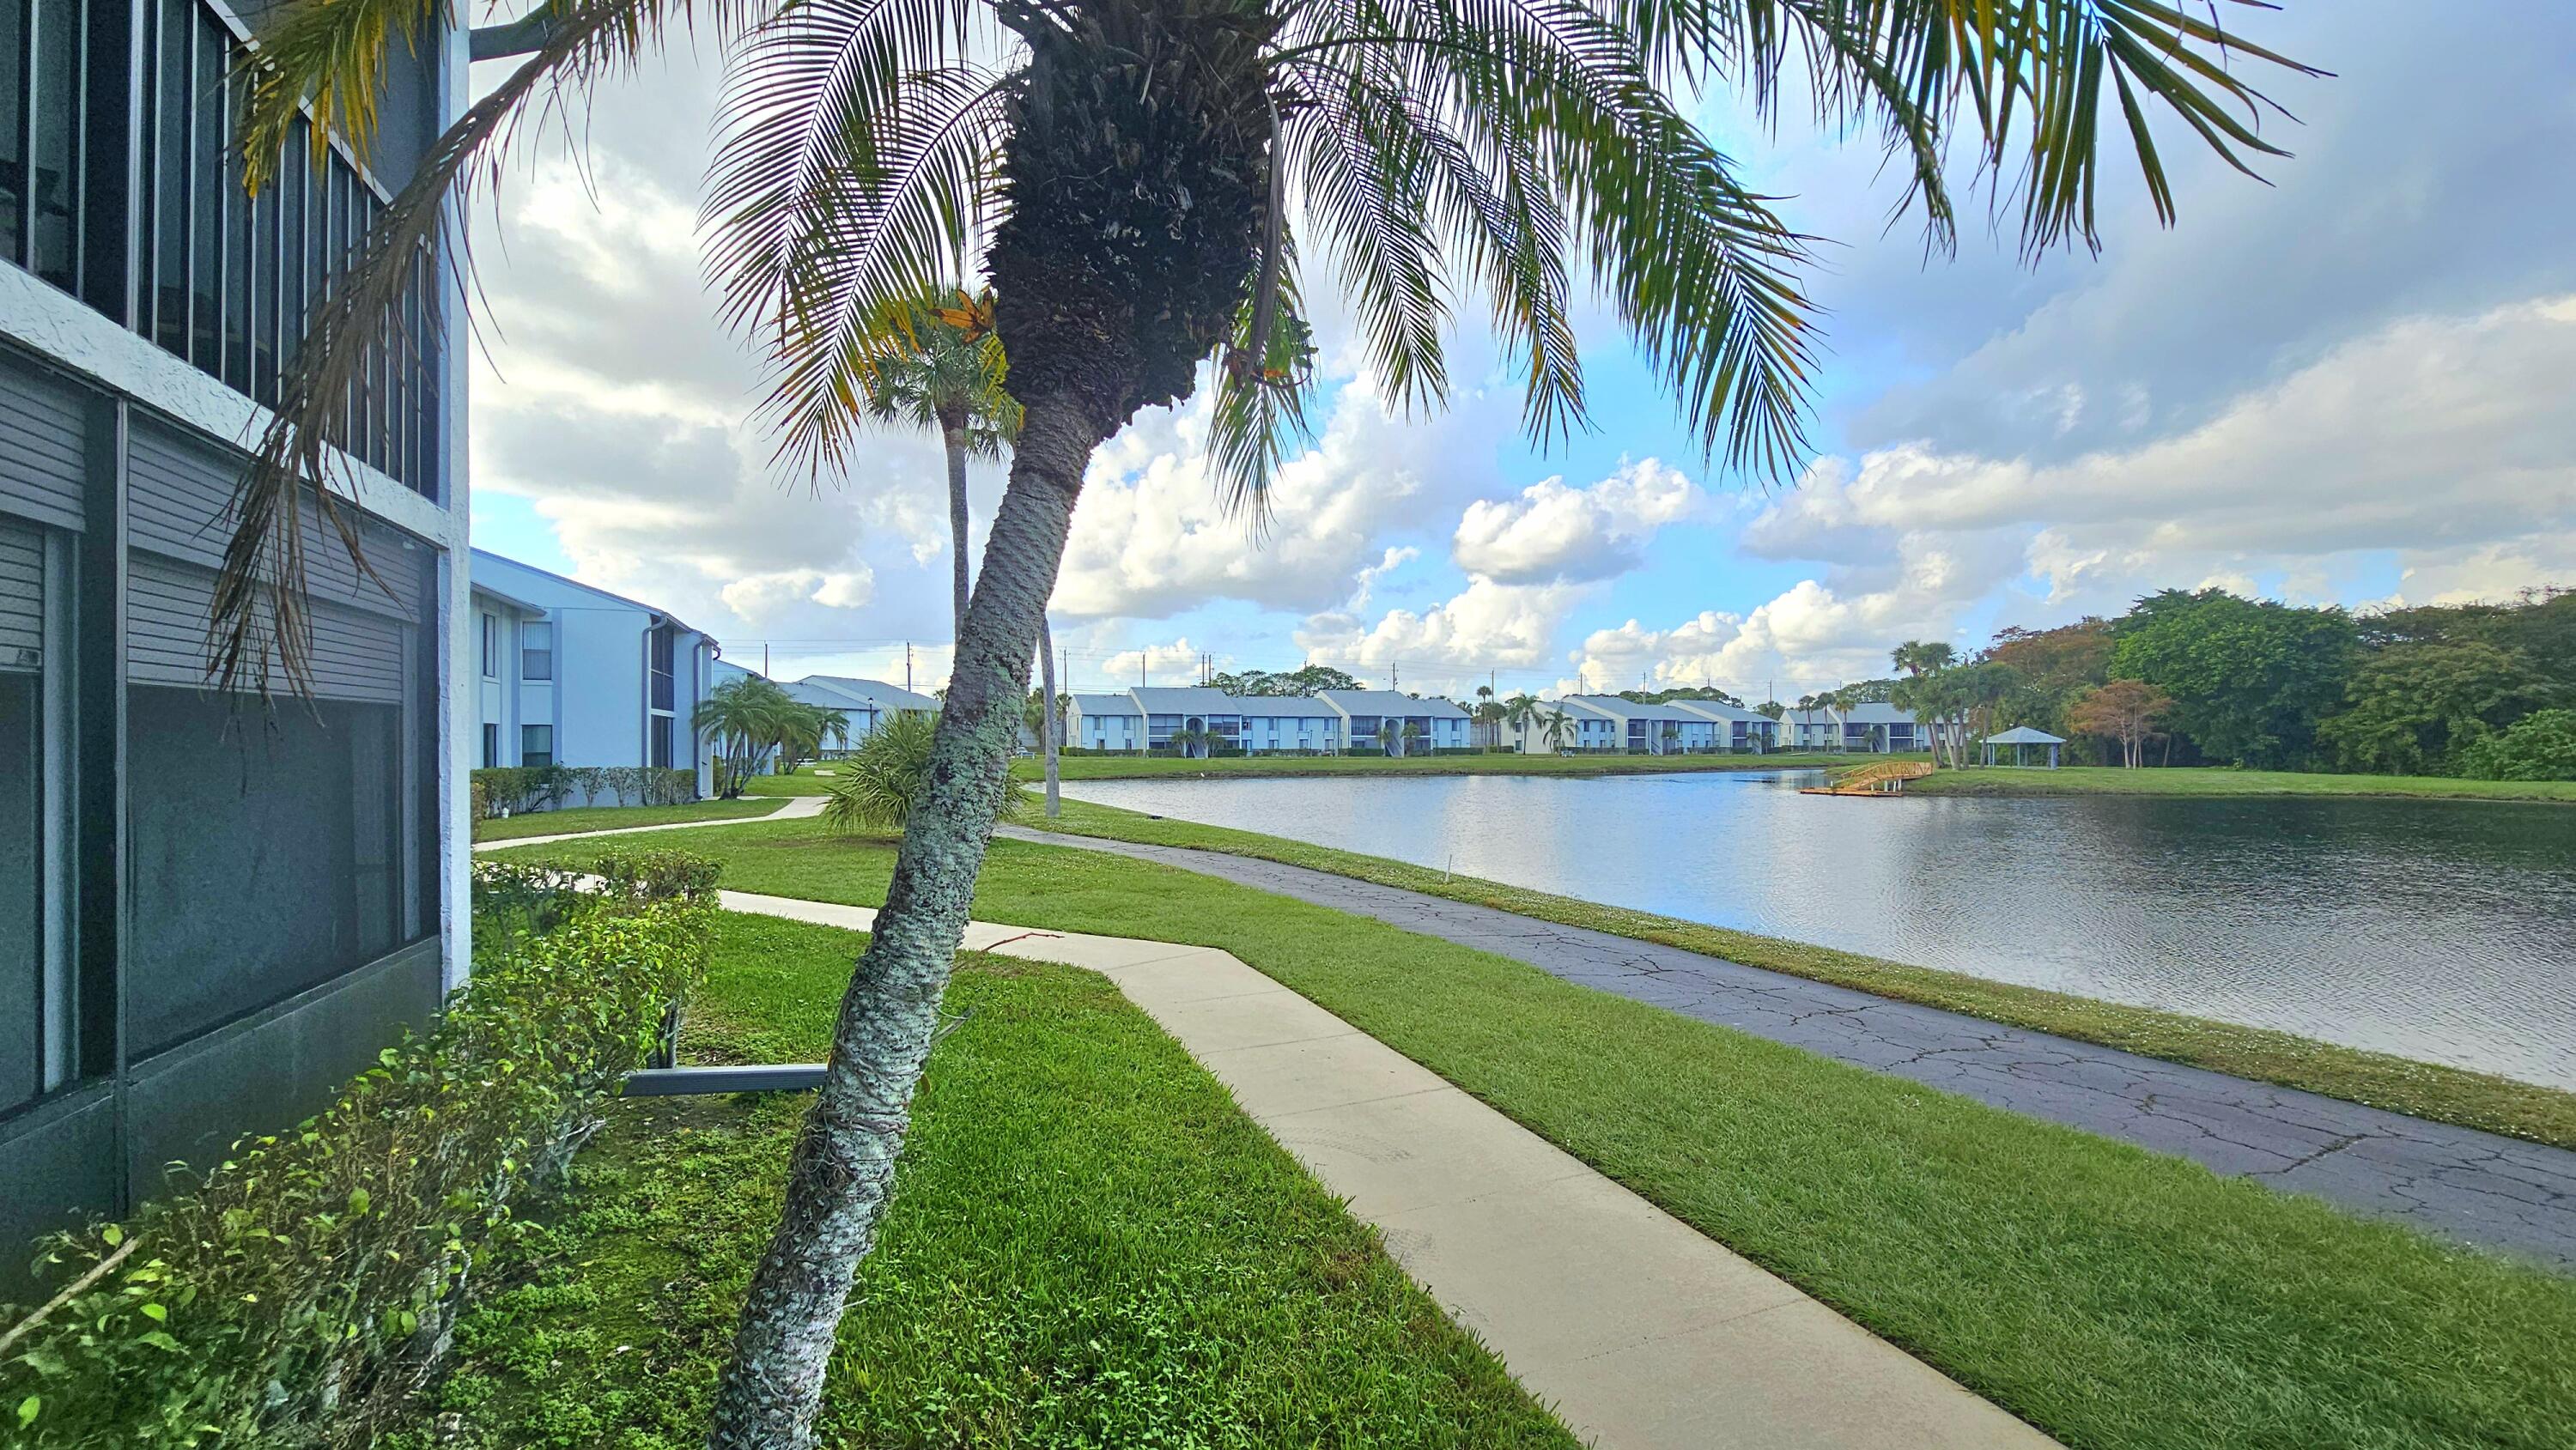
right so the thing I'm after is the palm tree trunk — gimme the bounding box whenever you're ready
[945,426,972,642]
[704,397,1103,1450]
[1040,612,1060,817]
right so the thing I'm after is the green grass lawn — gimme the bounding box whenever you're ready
[1018,749,1873,781]
[1024,800,2576,1151]
[492,822,2576,1450]
[1905,763,2576,803]
[413,912,1576,1449]
[471,797,785,842]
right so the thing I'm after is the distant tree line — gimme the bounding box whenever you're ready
[1886,585,2574,778]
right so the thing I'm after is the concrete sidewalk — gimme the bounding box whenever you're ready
[471,794,825,853]
[719,887,2056,1450]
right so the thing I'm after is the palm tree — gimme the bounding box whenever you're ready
[855,286,1024,639]
[1891,640,1955,678]
[1401,719,1427,757]
[216,4,2312,1441]
[693,675,795,796]
[1540,706,1573,755]
[1373,719,1400,756]
[1502,691,1540,751]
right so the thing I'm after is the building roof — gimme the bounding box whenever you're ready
[1318,689,1471,719]
[466,580,551,617]
[470,548,702,638]
[1068,693,1144,719]
[1985,725,2066,744]
[1672,699,1769,725]
[1784,702,1921,726]
[789,676,939,713]
[1129,687,1242,715]
[1559,695,1723,724]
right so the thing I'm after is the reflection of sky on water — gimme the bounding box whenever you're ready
[1066,773,2576,1089]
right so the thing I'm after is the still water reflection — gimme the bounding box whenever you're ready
[1063,771,2576,1088]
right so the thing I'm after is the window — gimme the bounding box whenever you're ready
[649,715,671,769]
[521,725,553,768]
[479,613,498,677]
[648,625,676,711]
[481,722,498,767]
[519,621,552,681]
[127,689,410,1056]
[2,664,39,1109]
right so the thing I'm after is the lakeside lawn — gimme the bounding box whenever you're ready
[492,820,2576,1450]
[1030,799,2576,1152]
[411,911,1576,1448]
[1905,763,2576,803]
[470,796,786,842]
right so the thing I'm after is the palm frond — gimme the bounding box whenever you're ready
[213,0,725,697]
[712,57,1014,472]
[1206,235,1320,522]
[238,0,461,191]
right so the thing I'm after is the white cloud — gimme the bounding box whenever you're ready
[1451,458,1705,583]
[1050,376,1512,621]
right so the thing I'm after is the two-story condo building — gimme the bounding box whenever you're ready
[468,549,722,796]
[1675,698,1781,752]
[1780,702,1925,752]
[1066,692,1145,751]
[1316,689,1471,755]
[2,4,468,1293]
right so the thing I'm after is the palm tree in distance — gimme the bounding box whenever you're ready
[1541,706,1574,755]
[1503,692,1540,751]
[854,286,1024,640]
[216,3,2316,1440]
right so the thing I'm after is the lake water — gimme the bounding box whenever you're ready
[1062,771,2576,1088]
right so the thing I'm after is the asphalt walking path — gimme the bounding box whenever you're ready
[720,885,2057,1450]
[1001,826,2576,1269]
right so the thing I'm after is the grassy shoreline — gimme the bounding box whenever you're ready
[1905,764,2576,803]
[414,912,1576,1447]
[489,822,2576,1448]
[471,796,786,841]
[1027,799,2576,1151]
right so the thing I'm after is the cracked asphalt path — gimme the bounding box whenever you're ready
[1004,826,2576,1270]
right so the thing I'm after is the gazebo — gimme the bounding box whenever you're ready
[1983,725,2066,768]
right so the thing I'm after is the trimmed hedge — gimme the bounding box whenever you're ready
[470,766,697,819]
[0,851,720,1448]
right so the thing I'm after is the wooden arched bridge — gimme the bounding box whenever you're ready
[1799,760,1938,796]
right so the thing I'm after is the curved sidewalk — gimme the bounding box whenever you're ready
[1003,826,2576,1269]
[470,794,825,853]
[723,886,2056,1450]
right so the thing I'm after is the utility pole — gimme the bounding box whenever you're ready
[762,641,770,677]
[905,642,913,692]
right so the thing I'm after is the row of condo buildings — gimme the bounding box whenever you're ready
[1058,688,1929,757]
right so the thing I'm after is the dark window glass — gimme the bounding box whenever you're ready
[127,689,410,1057]
[648,627,675,711]
[520,622,550,681]
[521,725,552,768]
[650,717,671,769]
[280,134,307,373]
[479,612,496,676]
[152,0,190,353]
[2,669,39,1109]
[222,64,251,393]
[481,721,496,767]
[27,0,81,290]
[189,14,222,371]
[254,151,280,403]
[1,0,26,260]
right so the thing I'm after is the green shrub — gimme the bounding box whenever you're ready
[2457,708,2576,781]
[824,712,1031,834]
[469,767,698,818]
[0,866,718,1448]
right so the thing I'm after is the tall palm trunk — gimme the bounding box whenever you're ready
[943,411,972,641]
[704,401,1104,1449]
[1040,612,1060,816]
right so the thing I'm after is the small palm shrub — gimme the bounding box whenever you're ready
[823,712,1032,834]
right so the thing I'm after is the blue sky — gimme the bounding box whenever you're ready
[467,1,2576,701]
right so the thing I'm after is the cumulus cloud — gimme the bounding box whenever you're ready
[1049,375,1513,621]
[1451,458,1704,583]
